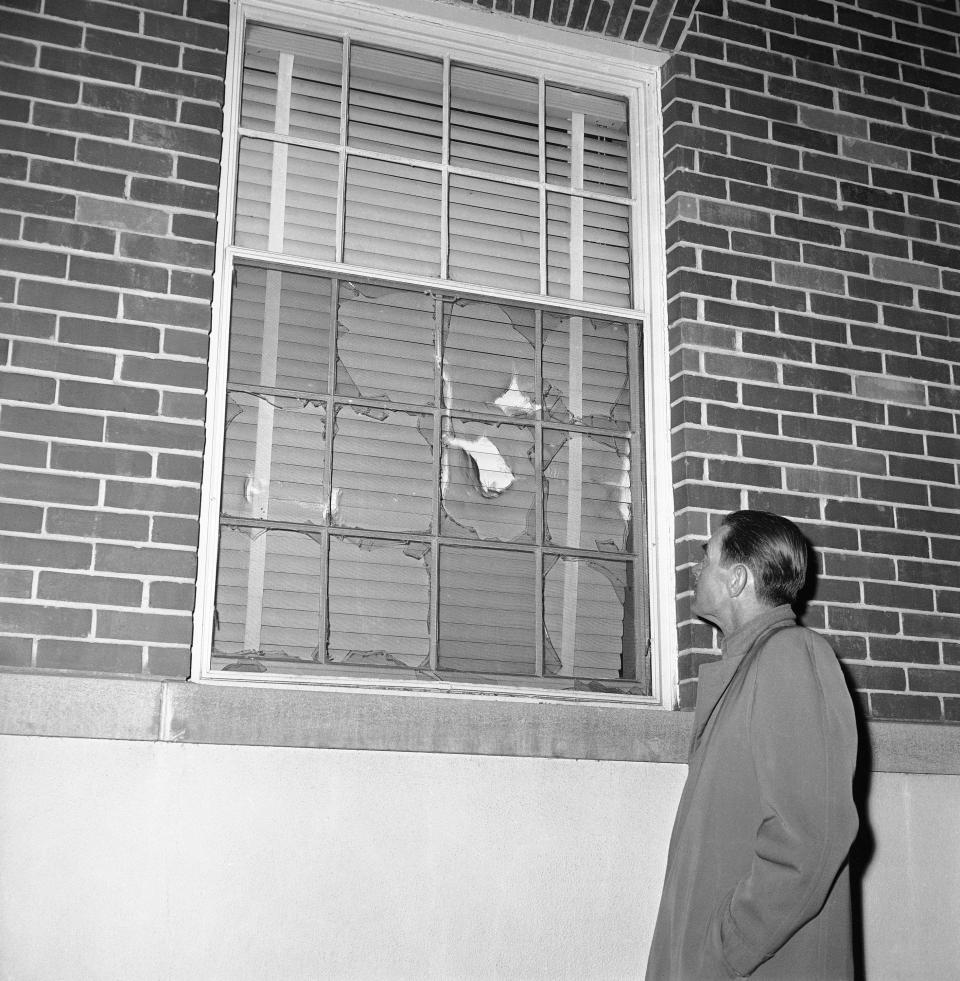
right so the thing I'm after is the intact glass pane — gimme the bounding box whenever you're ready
[327,536,431,668]
[449,175,540,293]
[543,556,634,680]
[546,193,631,308]
[442,298,536,417]
[242,26,343,143]
[438,546,535,675]
[235,138,338,260]
[234,137,272,248]
[220,392,328,525]
[213,526,324,662]
[336,283,435,405]
[348,45,442,162]
[344,157,441,276]
[449,65,539,180]
[545,84,631,196]
[330,406,434,534]
[441,419,536,543]
[542,313,633,430]
[228,266,332,395]
[543,429,631,552]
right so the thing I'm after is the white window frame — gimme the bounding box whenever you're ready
[192,0,678,707]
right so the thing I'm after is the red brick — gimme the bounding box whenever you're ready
[96,608,193,644]
[38,571,142,606]
[0,307,56,339]
[0,372,56,404]
[156,453,203,483]
[105,416,203,451]
[0,501,44,534]
[58,317,161,354]
[18,279,118,318]
[146,645,190,676]
[0,435,49,467]
[11,340,116,379]
[908,667,960,695]
[36,638,143,673]
[0,636,33,667]
[95,542,196,578]
[863,580,935,610]
[103,480,199,514]
[46,507,149,542]
[121,355,208,390]
[0,242,68,278]
[0,467,100,506]
[903,613,960,640]
[149,580,195,610]
[0,567,33,599]
[0,600,91,636]
[69,255,168,292]
[123,294,210,330]
[869,692,942,721]
[843,663,906,691]
[151,516,199,547]
[60,379,160,415]
[0,533,93,569]
[51,443,153,477]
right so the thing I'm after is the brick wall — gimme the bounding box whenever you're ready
[662,0,960,721]
[0,0,227,677]
[2,0,959,724]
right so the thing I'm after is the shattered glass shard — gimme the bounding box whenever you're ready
[444,434,515,497]
[494,374,540,417]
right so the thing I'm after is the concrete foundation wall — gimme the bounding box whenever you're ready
[1,733,957,981]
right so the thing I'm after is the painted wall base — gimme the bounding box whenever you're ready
[0,735,956,980]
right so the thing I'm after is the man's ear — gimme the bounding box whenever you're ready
[727,563,750,598]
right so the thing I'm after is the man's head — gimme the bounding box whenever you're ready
[692,510,808,633]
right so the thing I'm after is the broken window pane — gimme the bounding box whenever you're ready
[331,405,434,533]
[213,526,324,664]
[220,392,328,525]
[438,545,535,675]
[542,313,632,431]
[228,266,332,396]
[441,419,536,543]
[543,555,634,680]
[344,157,442,276]
[543,429,631,552]
[327,536,431,668]
[442,298,536,417]
[336,283,435,406]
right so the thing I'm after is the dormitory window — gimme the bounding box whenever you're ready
[194,0,673,700]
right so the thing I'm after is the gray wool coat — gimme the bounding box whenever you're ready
[645,606,859,980]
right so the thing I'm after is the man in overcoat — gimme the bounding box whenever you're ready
[645,510,859,980]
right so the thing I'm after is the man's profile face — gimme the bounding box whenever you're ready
[691,526,731,625]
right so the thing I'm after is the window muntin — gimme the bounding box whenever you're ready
[199,6,667,699]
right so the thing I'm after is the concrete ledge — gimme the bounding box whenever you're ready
[2,671,959,773]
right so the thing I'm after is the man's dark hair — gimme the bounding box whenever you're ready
[720,510,808,607]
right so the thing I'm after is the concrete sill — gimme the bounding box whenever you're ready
[1,671,959,773]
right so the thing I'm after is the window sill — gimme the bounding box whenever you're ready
[1,670,958,774]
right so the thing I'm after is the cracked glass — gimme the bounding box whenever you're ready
[543,555,641,688]
[327,536,431,669]
[213,526,324,666]
[330,405,434,534]
[221,392,327,525]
